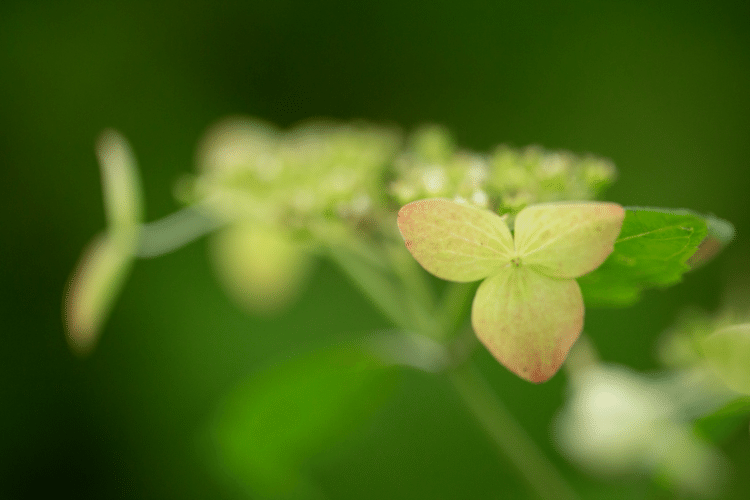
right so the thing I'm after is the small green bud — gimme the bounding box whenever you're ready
[211,224,312,314]
[408,125,455,163]
[582,157,617,194]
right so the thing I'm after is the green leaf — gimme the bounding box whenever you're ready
[208,348,396,499]
[701,323,750,394]
[694,396,750,442]
[578,208,708,307]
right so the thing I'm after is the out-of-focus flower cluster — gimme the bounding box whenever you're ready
[555,362,729,498]
[389,125,616,214]
[555,302,750,499]
[659,307,750,395]
[181,117,401,313]
[186,118,618,231]
[185,117,401,231]
[179,117,619,314]
[67,118,622,337]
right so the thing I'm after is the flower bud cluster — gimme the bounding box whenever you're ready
[188,117,401,230]
[488,145,616,212]
[389,126,617,214]
[183,117,401,314]
[389,125,491,209]
[187,117,618,230]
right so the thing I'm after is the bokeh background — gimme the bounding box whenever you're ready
[2,0,750,498]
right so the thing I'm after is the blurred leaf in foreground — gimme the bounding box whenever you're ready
[579,208,711,307]
[694,397,750,443]
[209,347,397,499]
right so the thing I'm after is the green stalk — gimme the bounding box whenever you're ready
[136,207,224,258]
[331,237,579,500]
[448,363,579,500]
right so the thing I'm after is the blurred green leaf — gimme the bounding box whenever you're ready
[694,396,750,443]
[209,347,397,499]
[578,208,708,307]
[701,323,750,395]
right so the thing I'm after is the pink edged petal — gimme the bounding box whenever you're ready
[514,202,625,279]
[471,266,584,383]
[397,198,514,282]
[65,233,136,355]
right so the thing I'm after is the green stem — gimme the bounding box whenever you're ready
[136,207,224,258]
[448,363,579,500]
[329,236,578,499]
[326,246,414,333]
[438,282,479,338]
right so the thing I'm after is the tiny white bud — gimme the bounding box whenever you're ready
[470,190,489,207]
[422,165,447,193]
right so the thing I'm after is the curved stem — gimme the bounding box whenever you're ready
[438,282,479,339]
[448,363,579,500]
[326,246,414,334]
[328,236,578,499]
[136,207,224,258]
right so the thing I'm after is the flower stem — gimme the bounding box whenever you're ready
[136,207,224,258]
[331,237,579,499]
[448,362,579,500]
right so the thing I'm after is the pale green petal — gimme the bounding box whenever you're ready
[64,233,135,355]
[397,198,514,282]
[64,129,143,356]
[96,129,144,232]
[471,266,584,383]
[701,323,750,394]
[514,202,624,279]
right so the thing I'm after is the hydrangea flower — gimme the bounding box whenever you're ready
[397,198,625,382]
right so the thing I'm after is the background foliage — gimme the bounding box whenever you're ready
[2,0,750,498]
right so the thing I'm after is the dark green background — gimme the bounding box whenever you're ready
[2,1,749,498]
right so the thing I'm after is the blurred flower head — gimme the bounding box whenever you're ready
[187,116,401,313]
[554,362,728,498]
[190,116,401,227]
